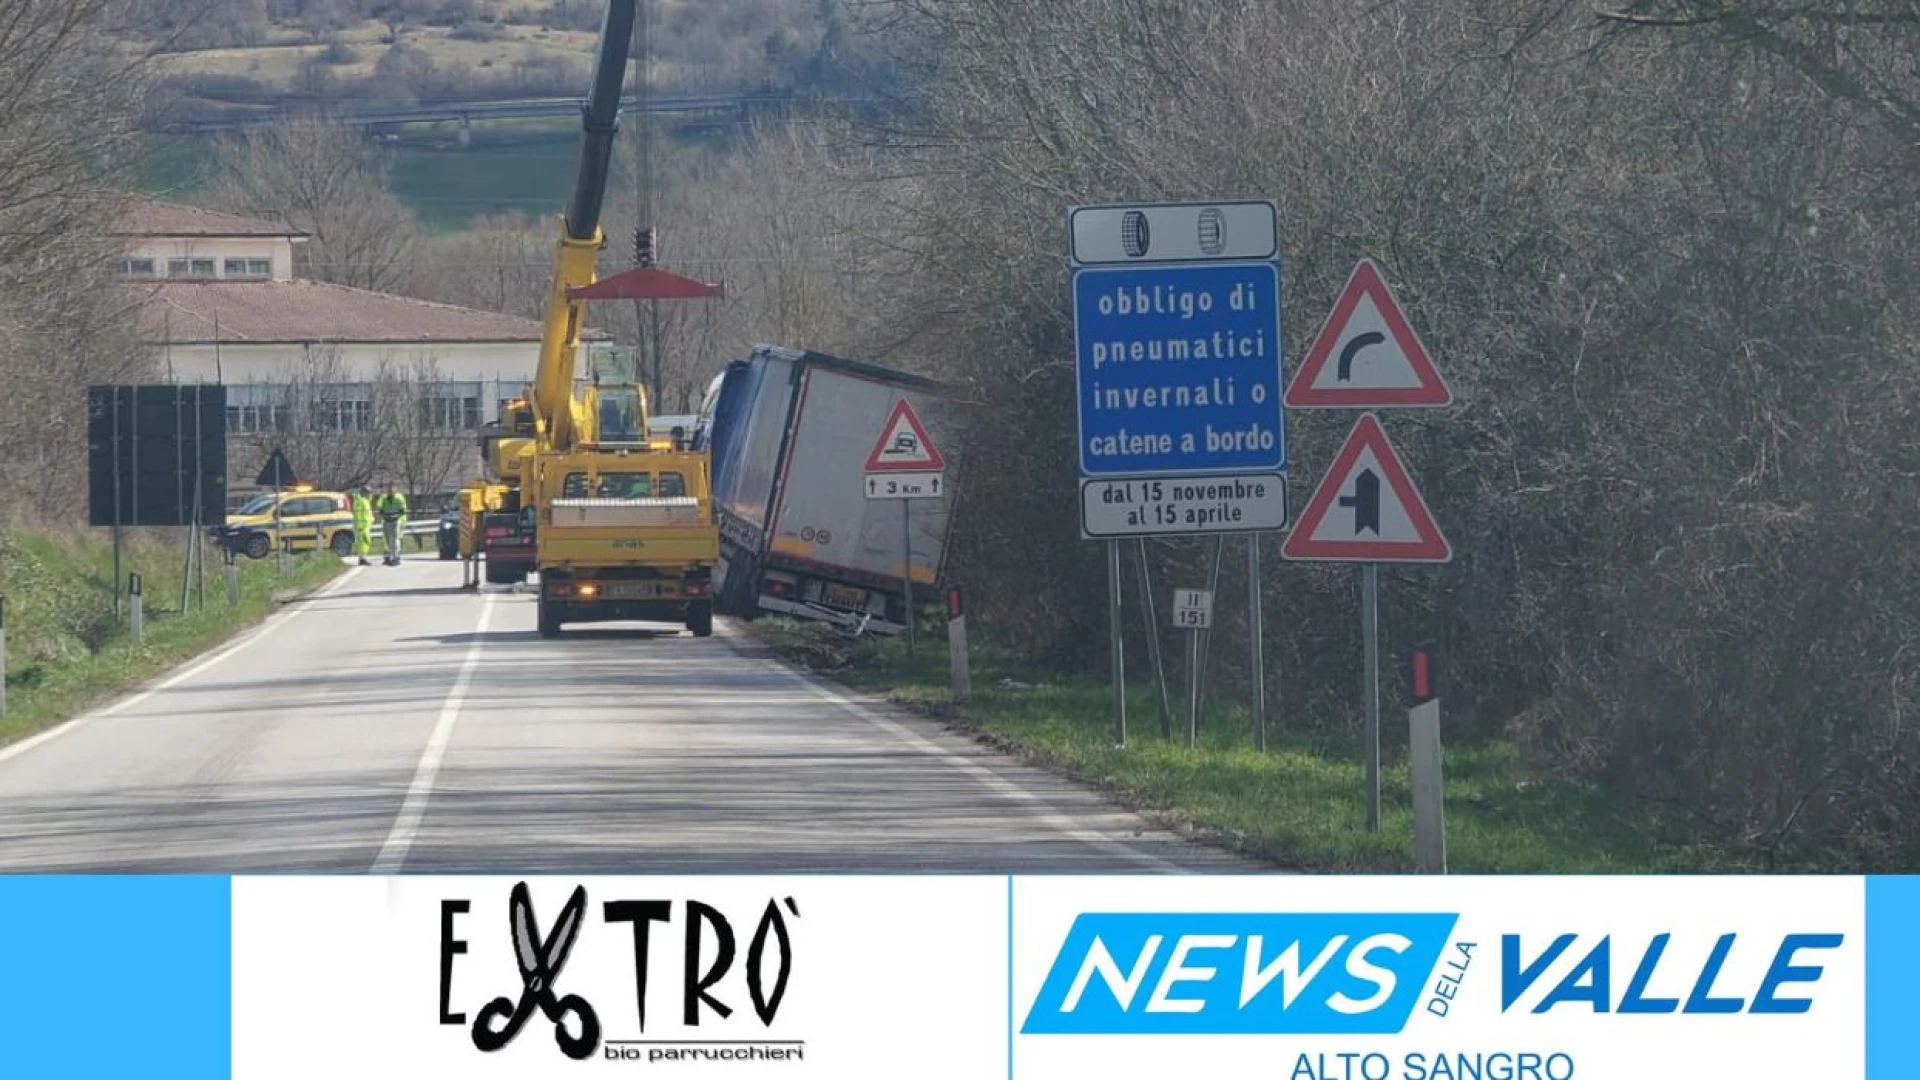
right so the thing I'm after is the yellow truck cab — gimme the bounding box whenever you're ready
[214,487,358,560]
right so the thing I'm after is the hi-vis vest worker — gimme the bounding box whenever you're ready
[351,488,375,566]
[374,486,408,566]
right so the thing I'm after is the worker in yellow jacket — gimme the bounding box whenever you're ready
[351,486,374,567]
[374,483,408,567]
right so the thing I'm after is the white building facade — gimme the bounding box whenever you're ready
[113,200,615,496]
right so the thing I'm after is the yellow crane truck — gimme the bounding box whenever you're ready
[456,0,724,637]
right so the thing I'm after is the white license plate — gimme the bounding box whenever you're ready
[822,583,867,608]
[604,583,657,598]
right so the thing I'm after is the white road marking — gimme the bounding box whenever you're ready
[720,625,1186,873]
[0,565,367,768]
[369,594,494,873]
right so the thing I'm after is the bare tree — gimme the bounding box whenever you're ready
[833,0,1920,867]
[228,346,390,492]
[0,0,173,525]
[210,119,420,292]
[371,353,484,501]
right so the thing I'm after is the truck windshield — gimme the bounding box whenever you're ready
[595,387,643,443]
[597,473,651,498]
[561,472,653,498]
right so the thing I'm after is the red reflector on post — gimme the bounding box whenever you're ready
[946,586,963,621]
[1408,642,1436,704]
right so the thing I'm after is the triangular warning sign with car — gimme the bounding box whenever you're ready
[864,398,945,472]
[1285,257,1452,409]
[1282,413,1451,563]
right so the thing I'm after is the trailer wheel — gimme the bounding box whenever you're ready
[718,554,757,616]
[686,601,713,638]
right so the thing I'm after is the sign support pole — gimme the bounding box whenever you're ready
[901,499,915,668]
[181,471,199,616]
[1107,539,1126,747]
[1249,534,1267,750]
[1362,561,1381,831]
[1134,539,1173,739]
[0,596,8,718]
[194,395,206,612]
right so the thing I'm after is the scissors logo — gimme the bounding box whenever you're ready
[472,882,602,1059]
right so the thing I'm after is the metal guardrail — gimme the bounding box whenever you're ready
[160,92,808,133]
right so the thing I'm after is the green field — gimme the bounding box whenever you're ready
[133,124,577,231]
[0,530,344,748]
[746,617,1730,873]
[134,119,728,233]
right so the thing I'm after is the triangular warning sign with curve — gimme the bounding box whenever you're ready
[1282,413,1451,563]
[864,398,946,472]
[1285,257,1452,409]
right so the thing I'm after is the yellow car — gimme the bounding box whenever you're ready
[213,488,359,560]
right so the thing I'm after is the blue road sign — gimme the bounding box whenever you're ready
[1074,260,1285,477]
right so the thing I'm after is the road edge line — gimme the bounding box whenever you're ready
[0,564,367,769]
[369,593,494,873]
[716,621,1187,873]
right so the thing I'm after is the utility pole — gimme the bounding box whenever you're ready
[629,0,661,408]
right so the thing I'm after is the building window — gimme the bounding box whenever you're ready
[117,258,156,278]
[313,398,372,432]
[226,404,289,433]
[167,258,216,278]
[224,258,271,279]
[420,395,481,431]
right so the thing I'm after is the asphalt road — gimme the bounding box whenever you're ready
[0,556,1253,873]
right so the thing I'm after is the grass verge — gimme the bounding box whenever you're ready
[0,531,345,748]
[744,617,1728,873]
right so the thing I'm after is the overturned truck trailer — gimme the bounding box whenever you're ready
[697,344,958,635]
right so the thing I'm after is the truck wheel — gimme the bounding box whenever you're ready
[538,598,561,639]
[483,560,517,585]
[686,601,713,638]
[244,533,271,560]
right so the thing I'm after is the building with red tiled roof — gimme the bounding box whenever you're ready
[116,199,313,240]
[113,198,619,496]
[131,279,568,346]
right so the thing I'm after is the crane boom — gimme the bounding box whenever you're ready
[531,0,640,452]
[565,0,637,242]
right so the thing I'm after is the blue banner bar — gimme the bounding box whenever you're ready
[1868,875,1919,1079]
[0,875,230,1077]
[0,873,1912,1078]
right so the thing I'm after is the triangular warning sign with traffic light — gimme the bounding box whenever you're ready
[1282,413,1451,562]
[865,398,945,472]
[1285,257,1451,408]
